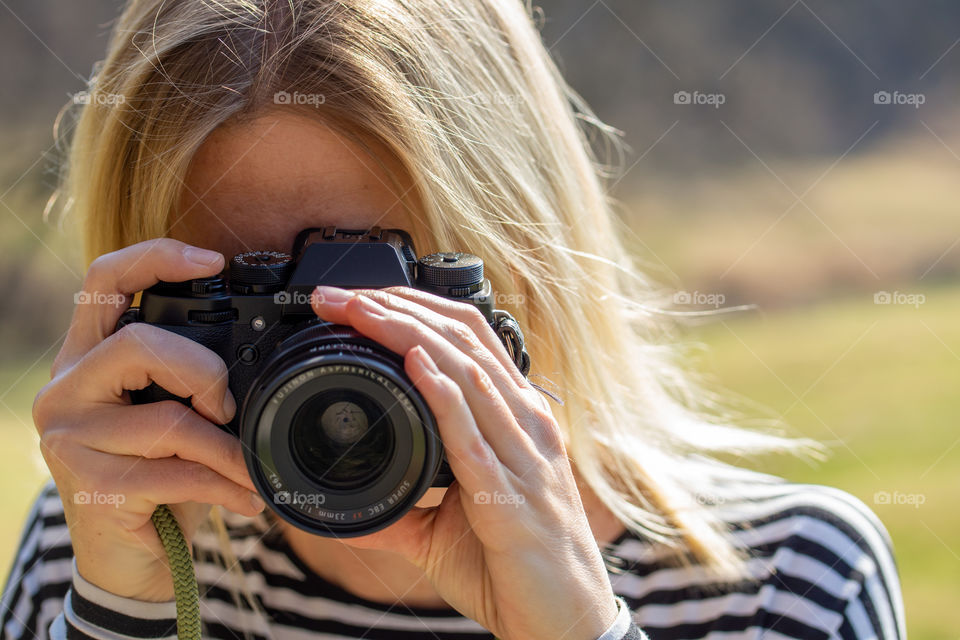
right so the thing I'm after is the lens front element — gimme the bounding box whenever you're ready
[290,390,395,491]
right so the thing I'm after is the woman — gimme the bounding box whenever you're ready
[2,1,904,639]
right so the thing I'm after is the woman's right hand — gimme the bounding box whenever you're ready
[31,238,266,602]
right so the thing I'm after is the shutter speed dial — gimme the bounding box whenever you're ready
[230,251,294,294]
[416,252,484,296]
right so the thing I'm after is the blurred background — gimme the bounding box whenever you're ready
[1,1,957,637]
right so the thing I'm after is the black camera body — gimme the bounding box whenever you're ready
[118,227,529,537]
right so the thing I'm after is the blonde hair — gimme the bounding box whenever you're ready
[57,0,814,591]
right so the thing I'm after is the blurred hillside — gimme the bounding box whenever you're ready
[5,1,960,167]
[544,1,960,174]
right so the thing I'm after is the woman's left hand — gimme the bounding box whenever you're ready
[310,285,619,640]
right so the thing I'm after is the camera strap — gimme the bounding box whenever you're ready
[151,505,201,640]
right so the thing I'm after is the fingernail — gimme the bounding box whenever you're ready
[250,492,265,513]
[183,246,223,267]
[313,285,354,305]
[222,389,237,421]
[416,346,440,375]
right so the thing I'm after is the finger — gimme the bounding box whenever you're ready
[313,288,552,469]
[358,286,529,387]
[403,345,506,494]
[361,287,555,435]
[74,401,254,492]
[115,456,265,519]
[314,288,534,466]
[313,286,530,424]
[58,238,224,374]
[321,286,521,393]
[68,322,234,425]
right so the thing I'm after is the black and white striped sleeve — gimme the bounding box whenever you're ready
[725,484,906,640]
[0,481,74,640]
[607,482,906,639]
[54,559,179,640]
[1,481,181,640]
[819,488,906,640]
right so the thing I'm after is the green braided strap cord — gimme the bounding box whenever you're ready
[151,505,201,640]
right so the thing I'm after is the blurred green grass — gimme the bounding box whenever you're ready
[686,283,960,640]
[0,354,55,576]
[1,284,956,637]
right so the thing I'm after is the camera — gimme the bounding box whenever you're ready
[116,227,529,536]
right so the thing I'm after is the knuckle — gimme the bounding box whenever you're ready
[529,413,566,459]
[181,460,214,487]
[39,426,73,461]
[444,321,481,352]
[522,452,557,485]
[208,355,229,386]
[383,285,412,296]
[83,468,114,493]
[84,253,115,287]
[50,350,70,379]
[136,237,176,264]
[360,290,391,306]
[466,361,496,397]
[461,304,488,329]
[445,437,498,480]
[32,381,57,430]
[465,437,496,470]
[154,399,190,423]
[527,402,557,430]
[529,387,553,413]
[210,432,243,474]
[409,319,435,344]
[379,286,405,302]
[473,450,501,480]
[445,430,484,462]
[109,322,150,351]
[344,293,374,315]
[150,237,184,253]
[389,313,437,345]
[437,375,466,409]
[150,401,191,438]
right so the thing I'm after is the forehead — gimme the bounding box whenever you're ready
[169,109,418,259]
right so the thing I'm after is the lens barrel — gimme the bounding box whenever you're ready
[239,322,443,537]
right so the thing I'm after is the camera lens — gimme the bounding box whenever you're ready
[289,390,395,490]
[240,322,444,537]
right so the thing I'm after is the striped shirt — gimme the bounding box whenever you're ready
[1,479,905,639]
